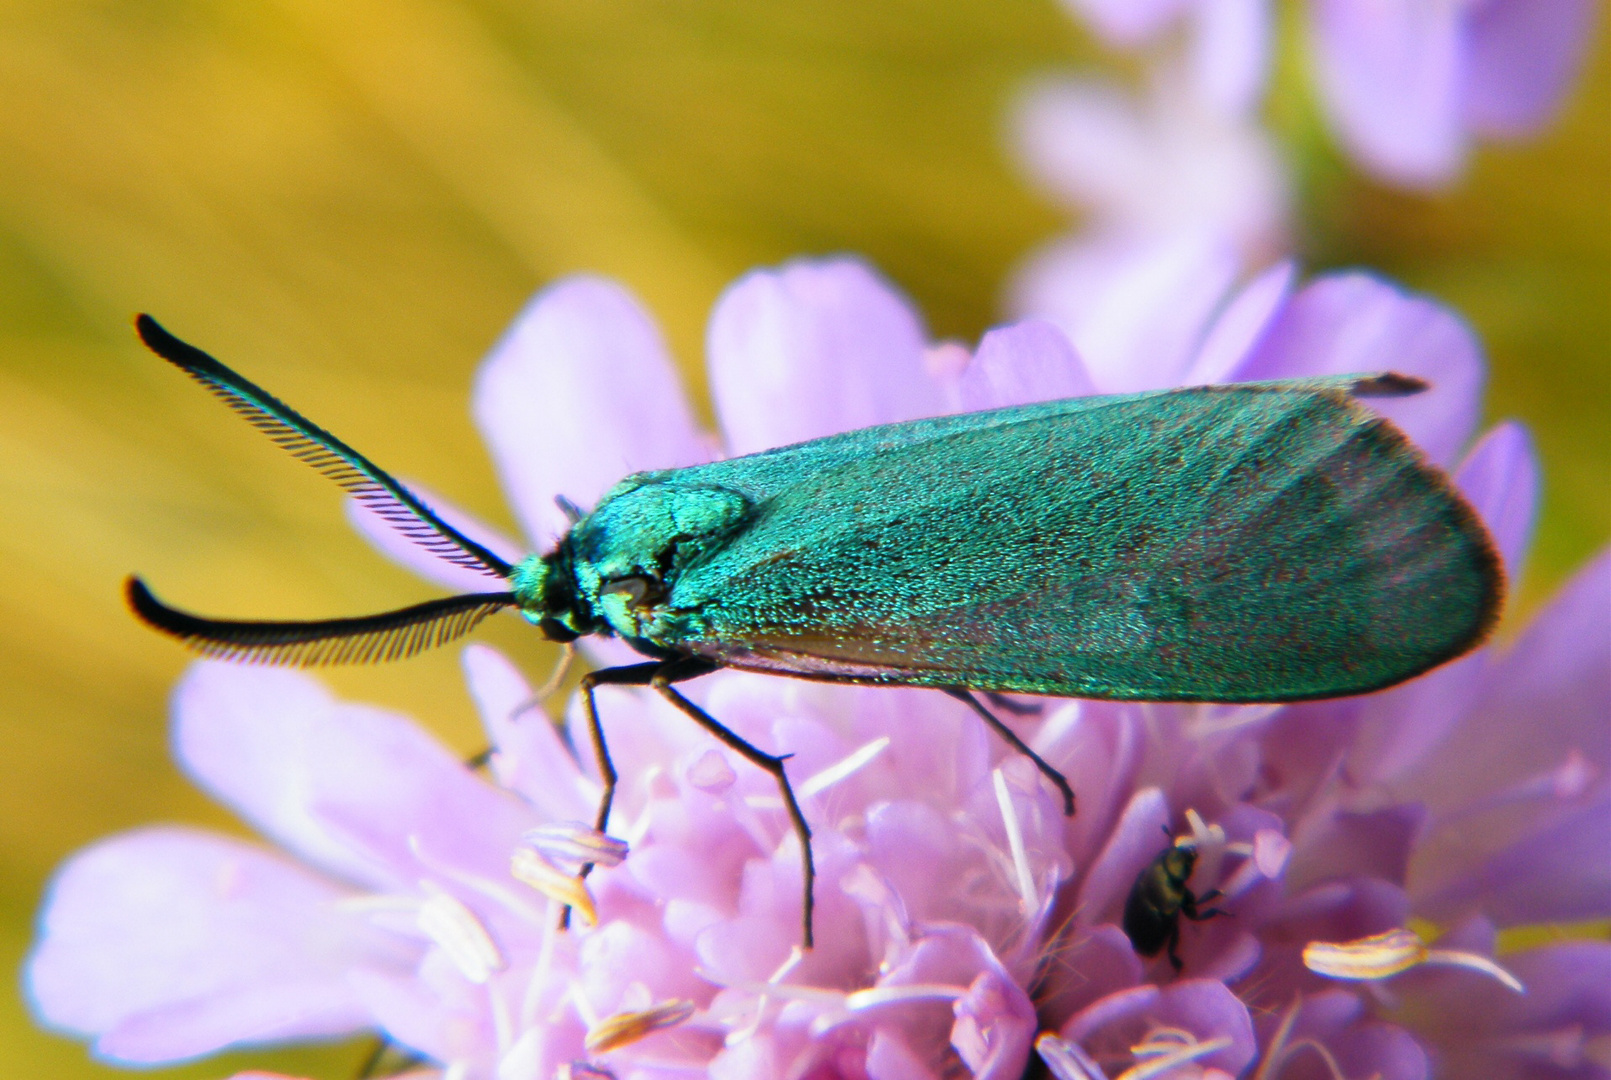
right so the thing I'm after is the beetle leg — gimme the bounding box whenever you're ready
[943,688,1076,816]
[652,658,816,949]
[1182,888,1228,922]
[1166,922,1184,973]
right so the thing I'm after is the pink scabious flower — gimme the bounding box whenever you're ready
[27,257,1610,1080]
[1047,0,1598,188]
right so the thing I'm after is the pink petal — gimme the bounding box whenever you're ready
[1011,232,1244,393]
[473,276,710,548]
[174,662,536,891]
[1183,258,1296,385]
[345,481,525,594]
[1062,979,1255,1076]
[706,257,945,455]
[1454,421,1538,586]
[1415,792,1611,926]
[1236,272,1484,465]
[952,320,1096,410]
[1403,547,1610,837]
[461,644,595,821]
[25,827,414,1063]
[1463,0,1598,138]
[951,967,1037,1080]
[1075,787,1170,926]
[1310,0,1467,187]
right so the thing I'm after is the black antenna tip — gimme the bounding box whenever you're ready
[125,575,159,624]
[1352,372,1429,398]
[134,313,165,346]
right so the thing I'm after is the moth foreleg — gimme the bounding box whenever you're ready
[651,659,816,950]
[943,689,1076,816]
[558,661,663,930]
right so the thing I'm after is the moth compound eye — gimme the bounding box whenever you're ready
[599,574,662,609]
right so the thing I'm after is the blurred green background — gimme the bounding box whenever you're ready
[1,2,1604,1077]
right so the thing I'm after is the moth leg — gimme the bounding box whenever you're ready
[943,689,1076,816]
[984,691,1043,717]
[650,659,816,950]
[577,662,664,836]
[554,661,664,929]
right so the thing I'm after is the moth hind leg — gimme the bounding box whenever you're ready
[651,658,816,949]
[944,688,1076,816]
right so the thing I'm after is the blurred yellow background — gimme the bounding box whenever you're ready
[1,2,1604,1077]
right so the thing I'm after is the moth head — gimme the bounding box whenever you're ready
[569,480,752,637]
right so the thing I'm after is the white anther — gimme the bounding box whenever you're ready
[522,822,629,874]
[416,883,505,984]
[1303,928,1524,993]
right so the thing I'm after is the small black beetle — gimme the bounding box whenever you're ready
[1122,834,1227,971]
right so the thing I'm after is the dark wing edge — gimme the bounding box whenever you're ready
[127,577,516,666]
[135,315,514,581]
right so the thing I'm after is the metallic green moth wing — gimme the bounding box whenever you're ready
[627,375,1501,702]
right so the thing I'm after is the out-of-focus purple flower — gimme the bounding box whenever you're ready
[27,258,1609,1080]
[1013,72,1287,253]
[1049,0,1597,188]
[1310,0,1599,187]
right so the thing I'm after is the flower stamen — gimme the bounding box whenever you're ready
[511,846,599,926]
[994,767,1037,913]
[416,883,506,984]
[799,736,891,798]
[523,822,630,874]
[1036,1033,1109,1079]
[1302,928,1524,992]
[584,999,697,1053]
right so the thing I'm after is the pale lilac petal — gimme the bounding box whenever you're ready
[25,828,414,1063]
[1036,925,1144,1029]
[952,320,1095,410]
[1310,0,1466,187]
[1187,0,1273,115]
[1403,940,1611,1078]
[1329,1022,1429,1080]
[1011,232,1242,393]
[174,662,535,890]
[1454,421,1538,585]
[1406,547,1611,822]
[1183,258,1296,385]
[461,644,595,821]
[1416,792,1611,925]
[707,258,943,455]
[1075,787,1170,925]
[1463,0,1598,137]
[1062,979,1254,1075]
[473,276,710,548]
[1236,272,1484,464]
[1287,804,1425,887]
[1057,0,1193,47]
[951,966,1037,1080]
[345,482,525,594]
[866,1029,941,1080]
